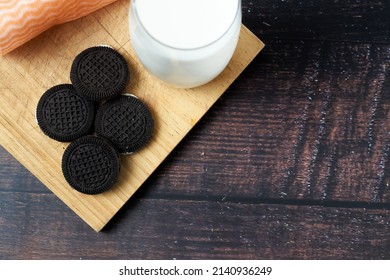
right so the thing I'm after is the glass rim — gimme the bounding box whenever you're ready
[131,0,241,51]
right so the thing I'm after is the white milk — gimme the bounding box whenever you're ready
[129,0,241,88]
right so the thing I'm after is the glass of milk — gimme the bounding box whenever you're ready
[129,0,242,88]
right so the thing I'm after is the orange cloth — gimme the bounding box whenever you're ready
[0,0,118,55]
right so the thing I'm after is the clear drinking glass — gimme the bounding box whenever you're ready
[129,0,242,88]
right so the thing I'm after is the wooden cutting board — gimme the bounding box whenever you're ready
[0,0,264,231]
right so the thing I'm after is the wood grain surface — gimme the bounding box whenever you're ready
[1,0,390,259]
[0,0,263,232]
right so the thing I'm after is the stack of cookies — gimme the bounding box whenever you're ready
[36,46,154,195]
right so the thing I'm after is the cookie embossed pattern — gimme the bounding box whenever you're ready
[37,46,154,195]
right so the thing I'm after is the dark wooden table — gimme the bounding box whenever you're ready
[1,0,390,259]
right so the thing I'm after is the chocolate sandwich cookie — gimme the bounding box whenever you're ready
[62,136,120,195]
[70,46,130,101]
[95,94,154,154]
[36,84,95,142]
